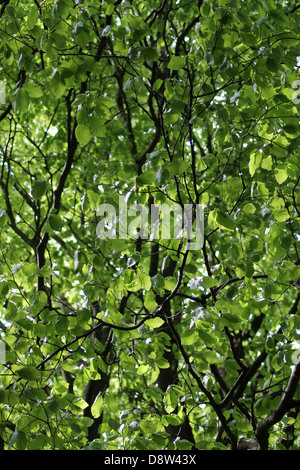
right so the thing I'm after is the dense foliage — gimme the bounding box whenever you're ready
[0,0,300,451]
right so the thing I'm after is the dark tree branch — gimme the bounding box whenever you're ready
[36,89,78,291]
[256,362,300,449]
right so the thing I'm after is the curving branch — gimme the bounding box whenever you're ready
[256,362,300,449]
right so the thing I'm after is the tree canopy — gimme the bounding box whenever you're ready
[0,0,300,451]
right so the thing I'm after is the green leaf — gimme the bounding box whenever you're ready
[8,431,19,449]
[142,47,159,61]
[253,16,268,28]
[93,255,103,271]
[27,8,39,29]
[266,336,275,350]
[156,166,169,185]
[162,414,182,426]
[138,270,151,291]
[243,203,256,214]
[12,88,23,112]
[15,366,40,381]
[156,357,170,369]
[145,317,164,328]
[202,350,219,364]
[261,155,272,171]
[128,14,145,30]
[283,123,298,135]
[202,276,218,288]
[275,168,288,184]
[87,189,99,210]
[144,291,158,311]
[164,387,178,413]
[97,356,108,373]
[164,276,177,291]
[51,70,66,97]
[204,51,214,66]
[168,56,185,70]
[153,79,163,91]
[27,436,47,450]
[137,169,156,186]
[106,4,114,15]
[75,124,92,146]
[216,211,235,231]
[197,329,216,347]
[24,81,43,98]
[151,274,165,291]
[0,209,6,228]
[222,312,242,326]
[167,159,189,176]
[249,152,262,176]
[175,439,194,450]
[91,394,104,419]
[181,330,198,345]
[137,364,149,375]
[140,418,161,434]
[49,214,64,231]
[266,57,279,73]
[200,1,211,17]
[22,263,40,276]
[148,365,160,385]
[90,116,106,137]
[31,180,47,199]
